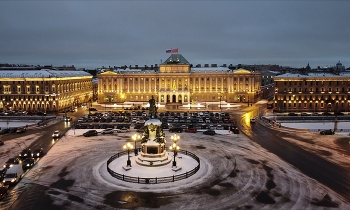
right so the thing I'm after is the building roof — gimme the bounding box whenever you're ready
[0,69,92,78]
[163,54,190,64]
[275,72,350,79]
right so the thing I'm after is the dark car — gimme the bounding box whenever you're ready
[231,125,240,134]
[0,186,8,200]
[0,141,4,146]
[9,127,17,133]
[22,158,35,169]
[0,129,9,135]
[19,149,32,159]
[288,113,298,116]
[185,128,197,133]
[203,129,216,136]
[0,168,7,182]
[16,127,27,133]
[83,130,98,137]
[169,127,183,133]
[32,148,44,158]
[322,112,333,116]
[320,129,335,135]
[4,158,21,168]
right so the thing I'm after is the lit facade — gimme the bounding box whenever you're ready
[0,70,93,113]
[274,73,350,113]
[97,54,261,107]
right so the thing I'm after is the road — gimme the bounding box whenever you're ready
[237,105,350,202]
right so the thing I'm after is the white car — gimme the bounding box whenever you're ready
[52,130,61,138]
[116,128,130,133]
[101,128,114,134]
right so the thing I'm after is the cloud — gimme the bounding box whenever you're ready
[0,1,349,68]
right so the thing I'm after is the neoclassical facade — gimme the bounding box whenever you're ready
[98,54,261,107]
[274,72,350,113]
[0,70,93,113]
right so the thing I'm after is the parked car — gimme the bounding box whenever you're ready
[101,128,114,134]
[116,128,130,133]
[52,130,61,138]
[4,158,21,168]
[19,149,32,159]
[216,125,223,130]
[203,129,216,136]
[32,148,44,158]
[22,158,35,169]
[169,127,183,133]
[320,129,335,135]
[288,113,298,116]
[185,128,197,133]
[83,130,98,137]
[301,112,310,116]
[0,129,9,135]
[0,141,3,146]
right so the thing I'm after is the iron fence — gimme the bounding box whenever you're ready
[107,149,200,184]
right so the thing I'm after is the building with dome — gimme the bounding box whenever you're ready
[97,54,261,109]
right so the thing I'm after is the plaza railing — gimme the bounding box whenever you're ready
[107,149,200,184]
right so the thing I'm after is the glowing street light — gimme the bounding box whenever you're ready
[132,134,141,155]
[169,134,180,167]
[169,142,180,167]
[123,142,133,167]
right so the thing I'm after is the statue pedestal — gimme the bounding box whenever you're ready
[135,150,172,167]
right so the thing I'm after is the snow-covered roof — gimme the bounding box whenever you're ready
[275,72,350,79]
[191,67,230,72]
[0,69,92,78]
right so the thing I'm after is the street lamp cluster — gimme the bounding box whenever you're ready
[123,142,133,167]
[132,134,141,156]
[169,134,180,167]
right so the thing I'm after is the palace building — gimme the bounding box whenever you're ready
[97,54,261,109]
[274,72,350,113]
[0,69,93,113]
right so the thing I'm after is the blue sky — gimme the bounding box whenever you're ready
[1,1,349,69]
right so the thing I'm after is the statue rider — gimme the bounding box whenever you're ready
[149,95,157,118]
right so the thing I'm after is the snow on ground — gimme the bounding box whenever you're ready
[275,128,350,170]
[6,127,349,210]
[282,122,350,131]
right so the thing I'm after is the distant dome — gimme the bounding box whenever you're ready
[336,61,342,66]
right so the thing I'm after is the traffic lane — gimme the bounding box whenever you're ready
[245,122,350,202]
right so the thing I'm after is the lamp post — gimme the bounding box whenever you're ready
[219,94,222,113]
[132,134,141,155]
[123,142,133,167]
[169,134,180,167]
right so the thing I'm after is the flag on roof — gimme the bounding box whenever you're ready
[172,48,178,53]
[166,49,172,53]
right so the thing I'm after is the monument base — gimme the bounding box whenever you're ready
[135,151,172,167]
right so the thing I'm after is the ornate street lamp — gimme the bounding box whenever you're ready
[132,134,141,155]
[123,142,133,167]
[169,134,180,167]
[169,142,180,167]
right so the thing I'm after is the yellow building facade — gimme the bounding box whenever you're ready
[98,54,261,108]
[0,70,93,113]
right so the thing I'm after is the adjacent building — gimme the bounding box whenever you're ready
[274,72,350,113]
[97,54,261,109]
[0,69,93,113]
